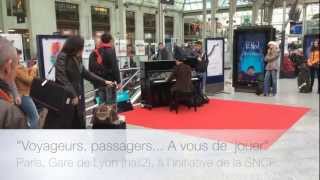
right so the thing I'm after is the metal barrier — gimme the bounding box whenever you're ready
[84,67,142,126]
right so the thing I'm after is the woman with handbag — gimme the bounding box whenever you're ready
[55,36,113,129]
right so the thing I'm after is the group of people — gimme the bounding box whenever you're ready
[0,37,47,128]
[243,39,319,97]
[0,33,121,129]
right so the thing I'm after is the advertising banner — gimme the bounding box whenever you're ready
[206,38,224,77]
[135,40,145,56]
[36,35,66,81]
[115,40,127,57]
[82,40,95,59]
[236,32,266,83]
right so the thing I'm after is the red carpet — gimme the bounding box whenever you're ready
[122,99,310,149]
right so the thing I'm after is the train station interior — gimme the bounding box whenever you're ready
[0,0,319,179]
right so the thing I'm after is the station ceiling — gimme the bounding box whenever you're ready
[123,0,319,11]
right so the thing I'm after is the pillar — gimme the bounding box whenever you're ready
[158,2,165,43]
[27,0,57,57]
[115,0,126,40]
[211,0,218,37]
[79,1,92,40]
[227,0,236,67]
[302,3,307,35]
[135,8,144,41]
[202,0,207,39]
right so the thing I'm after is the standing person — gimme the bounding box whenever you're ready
[127,45,137,68]
[264,41,280,96]
[89,33,121,105]
[14,49,39,128]
[55,36,113,129]
[307,39,320,93]
[0,37,27,128]
[193,41,207,93]
[157,42,172,60]
[193,41,207,72]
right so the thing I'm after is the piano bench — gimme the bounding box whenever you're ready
[170,91,197,114]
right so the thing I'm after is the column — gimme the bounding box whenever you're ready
[202,0,207,39]
[211,0,218,37]
[0,0,8,32]
[27,0,57,57]
[174,12,184,44]
[0,0,3,32]
[302,3,307,35]
[79,1,92,40]
[227,0,236,67]
[115,0,126,39]
[266,6,274,25]
[135,9,144,41]
[251,0,264,25]
[158,2,165,43]
[279,0,287,78]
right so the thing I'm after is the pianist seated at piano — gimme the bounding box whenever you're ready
[166,47,194,105]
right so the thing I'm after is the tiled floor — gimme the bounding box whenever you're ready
[127,78,319,180]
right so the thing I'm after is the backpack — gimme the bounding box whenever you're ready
[297,64,312,93]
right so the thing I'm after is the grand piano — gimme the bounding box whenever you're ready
[140,60,200,108]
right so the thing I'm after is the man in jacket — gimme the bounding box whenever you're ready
[157,42,173,61]
[89,33,121,104]
[0,37,27,128]
[166,46,193,94]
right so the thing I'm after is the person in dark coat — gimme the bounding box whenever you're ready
[157,42,173,61]
[55,36,113,128]
[89,33,121,104]
[166,46,193,94]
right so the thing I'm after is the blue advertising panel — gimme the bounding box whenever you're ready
[237,32,266,83]
[290,22,303,35]
[233,26,276,92]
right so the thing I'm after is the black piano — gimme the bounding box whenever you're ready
[141,60,200,108]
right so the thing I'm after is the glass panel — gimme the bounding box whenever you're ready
[55,1,80,36]
[126,11,135,46]
[144,13,156,43]
[6,0,26,17]
[165,16,174,39]
[91,6,111,37]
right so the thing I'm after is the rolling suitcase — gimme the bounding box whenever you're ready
[91,86,127,129]
[297,64,312,93]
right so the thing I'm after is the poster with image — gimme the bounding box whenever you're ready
[206,39,224,77]
[135,40,145,56]
[237,32,266,83]
[115,39,127,57]
[82,40,95,59]
[0,34,24,62]
[37,35,66,81]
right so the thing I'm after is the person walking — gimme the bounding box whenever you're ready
[264,41,280,96]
